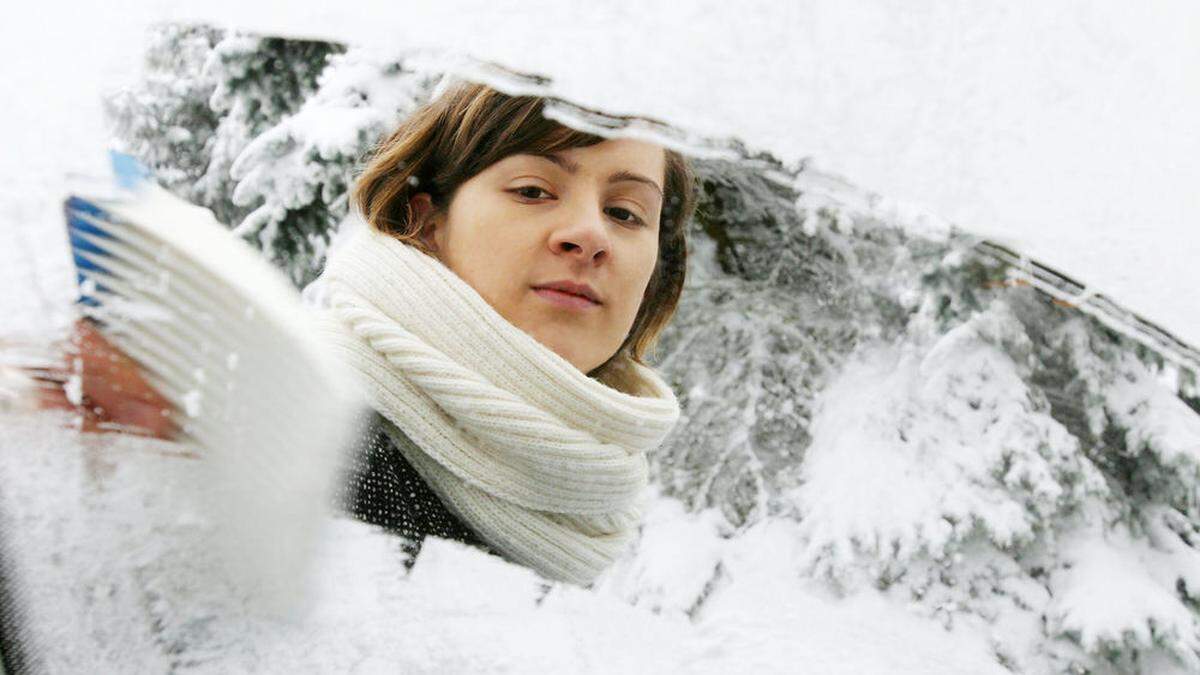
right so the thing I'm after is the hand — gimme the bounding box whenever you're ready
[24,318,179,440]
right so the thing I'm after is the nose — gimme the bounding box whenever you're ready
[547,201,610,266]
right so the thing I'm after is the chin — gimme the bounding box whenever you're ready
[523,323,606,373]
[528,331,576,367]
[555,347,597,373]
[558,350,588,372]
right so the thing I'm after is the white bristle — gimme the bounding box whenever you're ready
[66,181,364,615]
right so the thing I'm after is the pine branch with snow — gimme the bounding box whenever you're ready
[225,47,438,285]
[104,24,223,202]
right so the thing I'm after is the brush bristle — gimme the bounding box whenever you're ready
[63,170,363,614]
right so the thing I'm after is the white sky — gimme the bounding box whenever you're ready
[3,0,1198,349]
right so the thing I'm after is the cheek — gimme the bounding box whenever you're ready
[461,230,529,308]
[638,241,660,289]
[620,245,660,313]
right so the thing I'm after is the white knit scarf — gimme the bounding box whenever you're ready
[317,222,681,586]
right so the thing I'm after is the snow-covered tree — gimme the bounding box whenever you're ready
[222,47,439,285]
[105,23,223,203]
[653,156,1200,673]
[107,26,1200,674]
[197,32,345,232]
[108,25,351,285]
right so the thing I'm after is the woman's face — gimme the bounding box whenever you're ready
[414,138,665,374]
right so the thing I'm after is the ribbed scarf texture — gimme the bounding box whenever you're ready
[317,222,681,586]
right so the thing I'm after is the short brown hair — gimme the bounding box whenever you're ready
[352,82,696,394]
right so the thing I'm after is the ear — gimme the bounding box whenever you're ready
[409,192,441,253]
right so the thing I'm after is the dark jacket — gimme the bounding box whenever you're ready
[339,412,498,568]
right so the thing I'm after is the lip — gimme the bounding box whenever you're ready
[533,287,601,311]
[533,280,602,303]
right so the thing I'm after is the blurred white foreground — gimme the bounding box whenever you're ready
[0,410,1005,673]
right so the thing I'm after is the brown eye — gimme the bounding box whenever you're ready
[512,186,552,200]
[606,206,645,227]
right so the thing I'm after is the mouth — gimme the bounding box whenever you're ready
[532,287,602,310]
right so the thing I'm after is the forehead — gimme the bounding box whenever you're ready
[563,138,665,171]
[503,138,665,178]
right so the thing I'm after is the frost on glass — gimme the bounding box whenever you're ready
[85,23,1200,675]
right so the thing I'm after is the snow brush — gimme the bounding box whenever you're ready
[62,151,362,613]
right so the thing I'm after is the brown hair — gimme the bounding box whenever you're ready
[352,82,696,394]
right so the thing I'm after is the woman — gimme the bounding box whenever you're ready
[49,81,697,587]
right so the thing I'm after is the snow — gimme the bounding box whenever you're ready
[788,306,1108,576]
[3,2,1199,672]
[181,388,202,417]
[4,2,1199,348]
[1048,518,1200,670]
[1105,351,1200,469]
[0,410,1007,673]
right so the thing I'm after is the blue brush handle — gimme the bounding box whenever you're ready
[108,149,152,190]
[62,151,153,310]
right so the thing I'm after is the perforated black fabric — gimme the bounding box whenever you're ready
[338,413,498,568]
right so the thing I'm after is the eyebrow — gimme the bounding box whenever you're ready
[531,153,664,199]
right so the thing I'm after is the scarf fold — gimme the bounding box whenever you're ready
[318,221,680,585]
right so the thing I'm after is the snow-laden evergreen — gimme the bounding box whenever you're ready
[221,46,437,285]
[91,24,1200,674]
[108,26,351,285]
[655,158,1200,673]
